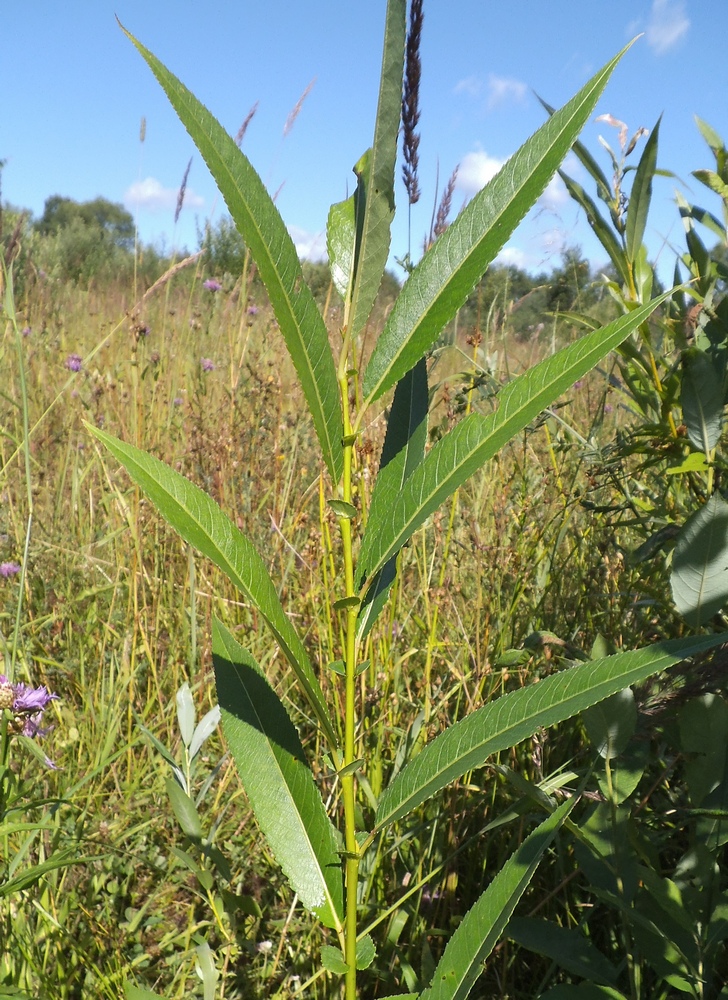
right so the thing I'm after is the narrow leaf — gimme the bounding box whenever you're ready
[508,917,619,985]
[166,777,204,842]
[213,619,343,930]
[327,195,357,300]
[558,170,630,287]
[362,41,636,405]
[357,357,428,639]
[375,632,728,830]
[537,95,614,207]
[419,799,574,1000]
[671,494,728,627]
[358,292,670,586]
[189,705,221,761]
[681,348,724,453]
[347,0,406,338]
[176,682,196,747]
[88,425,338,749]
[625,117,660,266]
[540,987,628,1000]
[120,24,343,482]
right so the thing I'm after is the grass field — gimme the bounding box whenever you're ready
[2,255,708,1000]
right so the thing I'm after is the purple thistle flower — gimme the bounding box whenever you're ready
[0,674,59,764]
[0,562,21,578]
[201,358,215,372]
[173,396,184,406]
[65,353,83,372]
[246,304,259,316]
[203,278,222,292]
[22,326,32,337]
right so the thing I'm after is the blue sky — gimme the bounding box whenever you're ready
[4,1,727,281]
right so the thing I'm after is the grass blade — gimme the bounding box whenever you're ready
[419,799,575,1000]
[347,0,406,339]
[120,23,343,483]
[361,41,636,406]
[213,620,343,930]
[88,425,338,750]
[375,633,728,831]
[358,292,670,586]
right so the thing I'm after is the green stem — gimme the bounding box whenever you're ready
[339,370,361,999]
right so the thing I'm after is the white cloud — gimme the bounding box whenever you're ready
[645,0,689,54]
[538,172,570,211]
[124,177,204,213]
[453,75,483,98]
[456,150,505,197]
[487,73,527,110]
[495,246,528,269]
[288,225,326,262]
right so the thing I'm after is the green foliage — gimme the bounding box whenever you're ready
[82,15,728,1000]
[197,214,247,277]
[6,10,728,1000]
[559,112,728,629]
[36,194,135,248]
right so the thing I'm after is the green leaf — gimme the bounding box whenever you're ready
[681,349,724,453]
[88,425,337,750]
[356,933,377,970]
[125,986,164,1000]
[321,945,349,975]
[375,632,728,830]
[625,117,660,267]
[508,917,619,985]
[166,777,204,843]
[540,987,628,1000]
[582,688,637,760]
[361,41,635,406]
[213,619,343,930]
[328,498,358,519]
[357,357,428,639]
[327,194,357,300]
[419,799,574,1000]
[693,169,728,200]
[119,24,342,483]
[358,292,671,586]
[347,0,406,338]
[558,170,630,287]
[671,494,728,627]
[695,116,726,162]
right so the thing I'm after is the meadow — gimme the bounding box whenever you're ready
[2,5,728,1000]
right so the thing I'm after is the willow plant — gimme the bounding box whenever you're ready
[90,5,728,998]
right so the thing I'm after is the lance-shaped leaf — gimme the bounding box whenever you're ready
[625,117,660,268]
[681,348,724,453]
[120,24,343,484]
[358,292,670,587]
[328,194,357,301]
[419,798,575,1000]
[213,619,344,930]
[88,425,338,750]
[347,0,405,339]
[558,170,630,287]
[537,96,614,209]
[357,357,428,640]
[671,494,728,628]
[361,41,636,406]
[375,632,728,831]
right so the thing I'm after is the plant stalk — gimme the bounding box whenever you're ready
[339,369,361,999]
